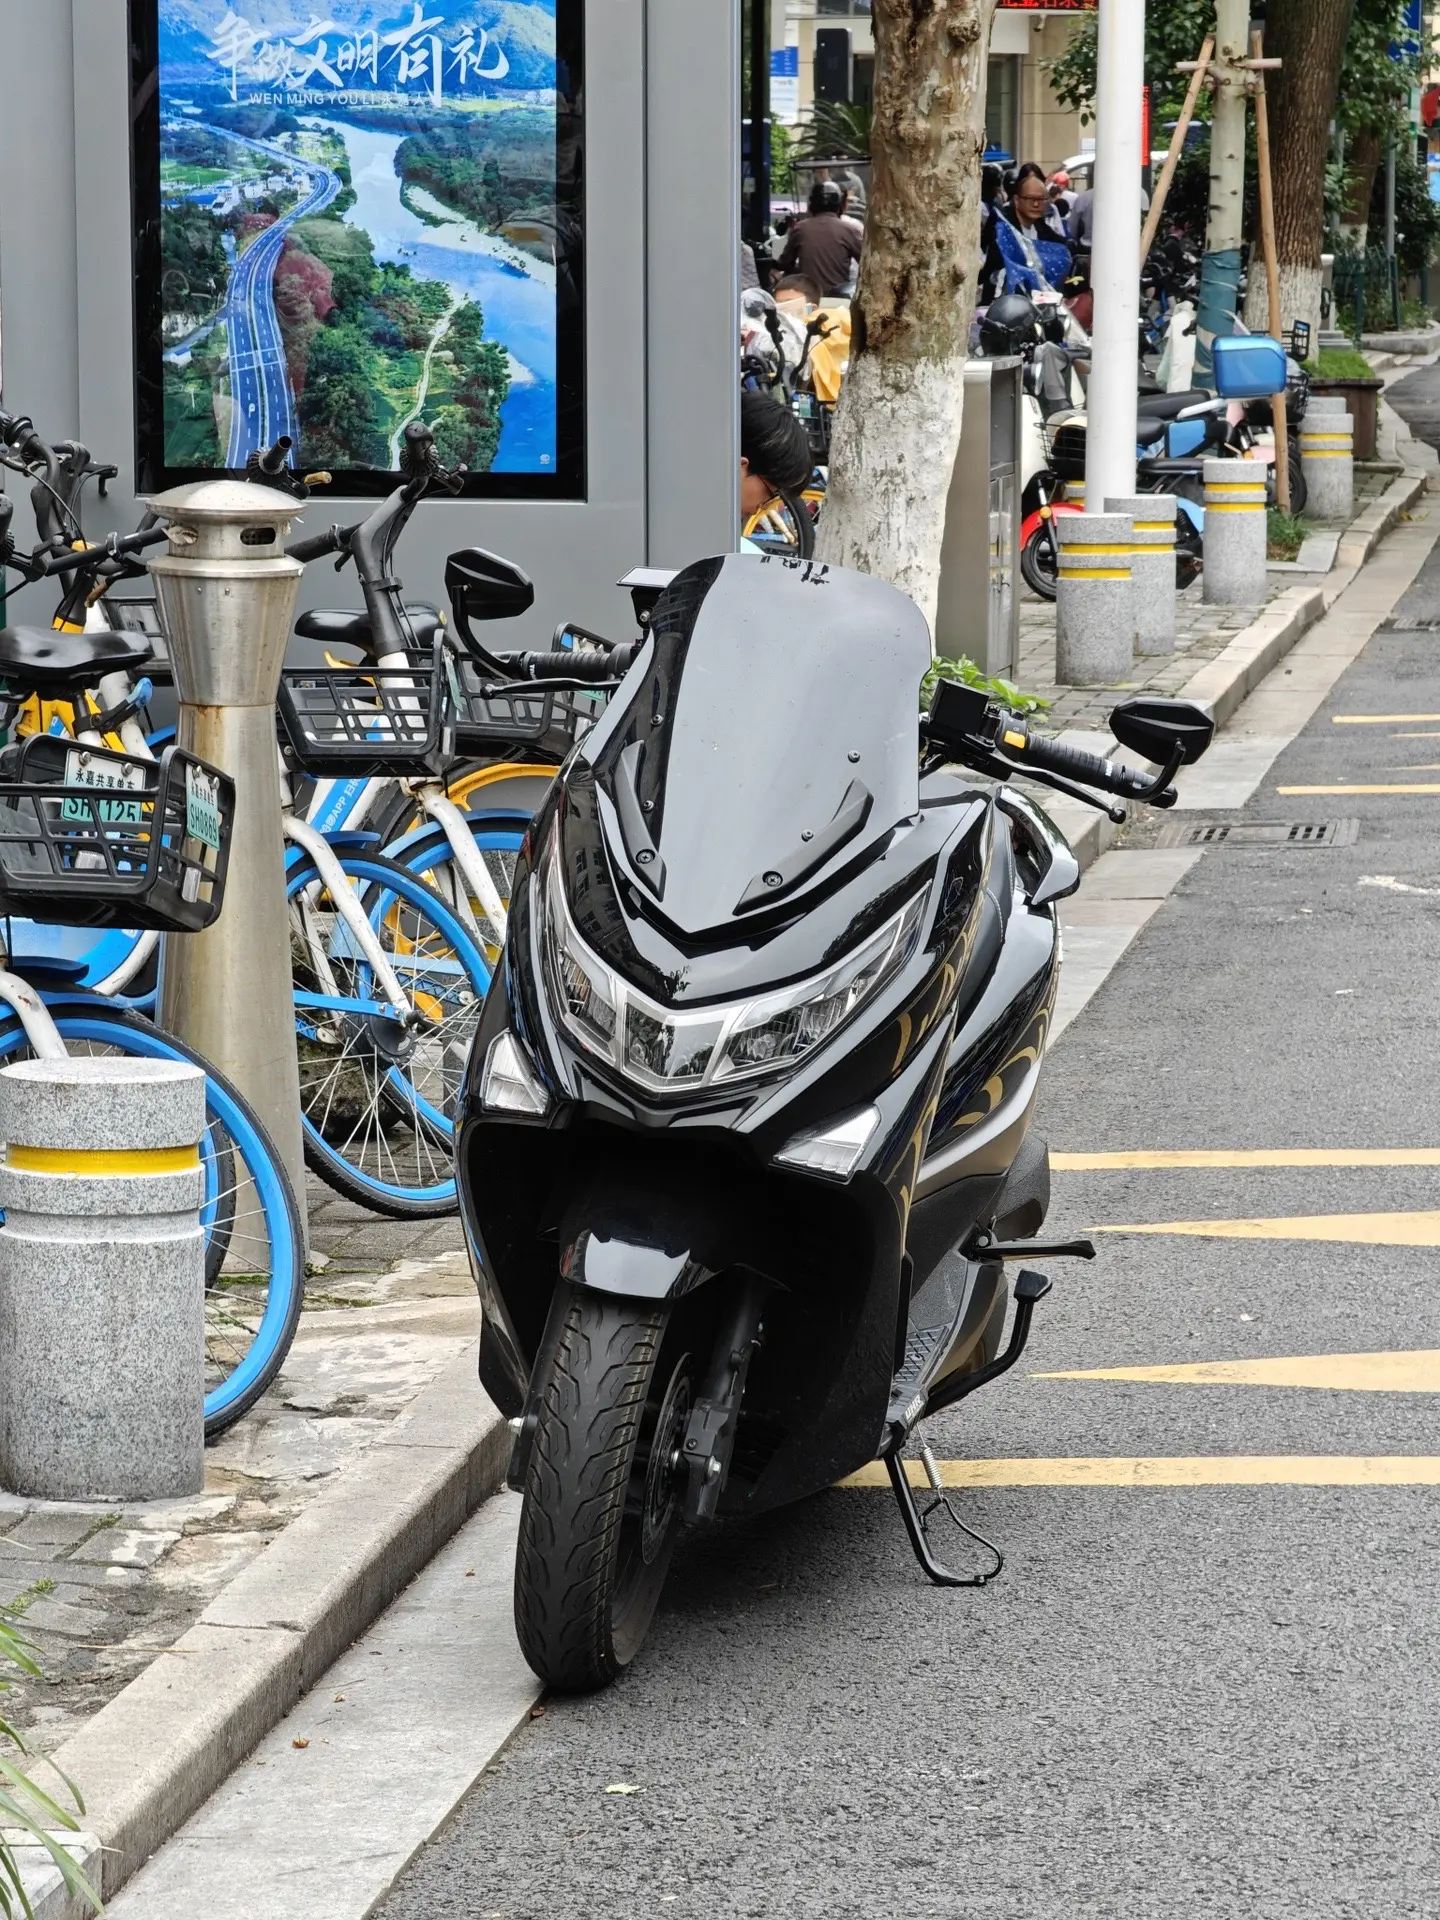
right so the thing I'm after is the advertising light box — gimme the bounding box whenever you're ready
[130,1,585,496]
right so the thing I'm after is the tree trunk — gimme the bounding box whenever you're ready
[1241,0,1355,345]
[813,0,996,633]
[1336,127,1382,253]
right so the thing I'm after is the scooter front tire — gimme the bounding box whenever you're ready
[514,1287,687,1692]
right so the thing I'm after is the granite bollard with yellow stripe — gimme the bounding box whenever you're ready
[1300,397,1354,525]
[0,1058,207,1500]
[1106,492,1176,657]
[1202,458,1267,606]
[1054,511,1134,685]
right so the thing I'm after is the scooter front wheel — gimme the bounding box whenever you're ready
[514,1286,692,1691]
[1020,519,1060,600]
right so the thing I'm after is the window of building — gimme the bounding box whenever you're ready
[985,54,1019,161]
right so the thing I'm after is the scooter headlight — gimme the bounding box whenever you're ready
[537,826,926,1093]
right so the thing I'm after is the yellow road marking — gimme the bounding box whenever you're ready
[1038,1350,1440,1391]
[1053,1147,1440,1170]
[1089,1210,1440,1246]
[1332,714,1440,724]
[1391,731,1440,739]
[840,1456,1440,1488]
[1391,765,1440,772]
[1277,784,1440,795]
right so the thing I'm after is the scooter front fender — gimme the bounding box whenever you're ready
[563,1225,713,1302]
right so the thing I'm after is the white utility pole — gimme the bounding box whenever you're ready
[1084,0,1146,509]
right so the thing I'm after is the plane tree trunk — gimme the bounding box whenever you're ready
[814,0,996,633]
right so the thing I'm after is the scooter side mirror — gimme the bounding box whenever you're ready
[1109,697,1214,766]
[445,547,535,626]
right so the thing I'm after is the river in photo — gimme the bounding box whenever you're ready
[309,119,556,473]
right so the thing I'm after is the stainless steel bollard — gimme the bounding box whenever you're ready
[1055,513,1134,685]
[147,481,306,1211]
[1106,493,1177,657]
[1300,400,1355,525]
[0,1059,206,1500]
[1202,460,1268,605]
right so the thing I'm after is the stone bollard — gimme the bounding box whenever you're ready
[1300,400,1354,525]
[1055,512,1134,684]
[1202,460,1268,606]
[0,1059,207,1501]
[1107,493,1177,657]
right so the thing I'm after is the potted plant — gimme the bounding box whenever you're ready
[1305,344,1383,460]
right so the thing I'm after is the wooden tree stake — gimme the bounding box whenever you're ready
[1250,25,1290,514]
[1139,35,1215,265]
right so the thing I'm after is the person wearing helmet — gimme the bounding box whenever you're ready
[778,180,862,300]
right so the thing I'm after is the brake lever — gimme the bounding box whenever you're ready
[946,736,1128,825]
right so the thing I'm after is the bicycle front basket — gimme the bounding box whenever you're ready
[278,639,457,778]
[0,738,234,932]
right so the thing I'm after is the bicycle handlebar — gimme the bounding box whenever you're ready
[286,522,359,565]
[40,526,169,576]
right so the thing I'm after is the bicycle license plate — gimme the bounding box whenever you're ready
[184,765,222,850]
[62,748,147,827]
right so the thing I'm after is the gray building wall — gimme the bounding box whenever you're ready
[0,0,739,644]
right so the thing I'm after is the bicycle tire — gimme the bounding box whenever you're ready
[381,814,528,988]
[288,848,491,1218]
[0,1003,305,1435]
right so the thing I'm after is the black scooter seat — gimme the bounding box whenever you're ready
[295,604,444,654]
[1134,388,1214,421]
[1137,455,1208,476]
[0,626,154,694]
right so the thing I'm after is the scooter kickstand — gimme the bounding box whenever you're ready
[885,1439,1004,1589]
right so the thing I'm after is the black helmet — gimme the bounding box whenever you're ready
[978,293,1042,357]
[808,179,844,215]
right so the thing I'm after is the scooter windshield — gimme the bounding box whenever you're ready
[584,553,932,936]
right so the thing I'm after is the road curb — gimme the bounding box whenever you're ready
[41,1352,507,1901]
[1045,468,1427,875]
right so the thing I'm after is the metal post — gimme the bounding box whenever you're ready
[147,481,308,1217]
[748,0,770,246]
[1196,0,1249,376]
[1084,0,1145,511]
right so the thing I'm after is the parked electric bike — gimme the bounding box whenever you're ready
[454,551,1213,1691]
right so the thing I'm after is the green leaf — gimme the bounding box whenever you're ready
[920,655,1050,718]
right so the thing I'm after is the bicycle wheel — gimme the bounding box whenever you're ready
[288,849,491,1218]
[743,486,816,558]
[0,1003,304,1436]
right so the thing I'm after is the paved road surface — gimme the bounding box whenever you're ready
[377,485,1440,1906]
[199,127,340,466]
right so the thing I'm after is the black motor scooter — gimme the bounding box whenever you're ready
[455,552,1212,1691]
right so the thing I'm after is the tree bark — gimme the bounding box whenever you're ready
[1240,0,1355,345]
[1336,126,1382,252]
[813,0,996,634]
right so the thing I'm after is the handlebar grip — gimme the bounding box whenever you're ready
[510,642,641,682]
[287,524,352,564]
[253,436,293,476]
[1000,722,1158,800]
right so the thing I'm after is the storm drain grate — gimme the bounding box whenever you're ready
[1155,818,1360,849]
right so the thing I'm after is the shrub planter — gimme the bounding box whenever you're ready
[1307,378,1382,460]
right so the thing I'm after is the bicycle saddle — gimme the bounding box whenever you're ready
[0,626,154,694]
[294,604,444,655]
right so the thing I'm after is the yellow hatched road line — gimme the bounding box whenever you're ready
[1052,1147,1440,1170]
[840,1456,1440,1489]
[1278,784,1440,795]
[1037,1350,1440,1392]
[1089,1209,1440,1246]
[1332,713,1440,724]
